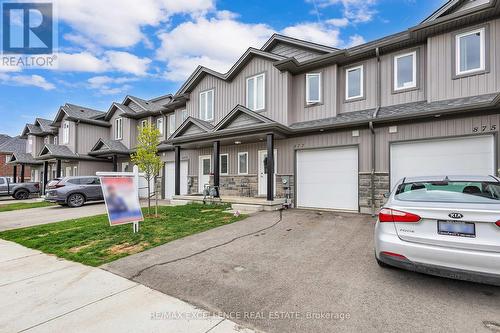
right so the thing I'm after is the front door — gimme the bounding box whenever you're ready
[258,150,277,196]
[198,155,211,193]
[165,161,188,199]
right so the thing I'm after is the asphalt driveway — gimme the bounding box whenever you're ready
[104,209,500,333]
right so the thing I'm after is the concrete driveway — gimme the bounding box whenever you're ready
[105,209,500,333]
[0,202,106,231]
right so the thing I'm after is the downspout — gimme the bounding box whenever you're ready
[369,47,382,217]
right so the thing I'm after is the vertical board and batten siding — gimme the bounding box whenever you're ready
[76,123,110,154]
[289,64,338,124]
[338,58,378,113]
[78,160,113,175]
[32,135,44,156]
[185,57,290,125]
[269,44,323,63]
[380,45,427,106]
[427,18,500,102]
[374,113,500,172]
[58,117,77,153]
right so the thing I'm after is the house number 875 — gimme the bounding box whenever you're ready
[473,125,497,132]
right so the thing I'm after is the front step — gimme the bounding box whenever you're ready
[231,203,264,213]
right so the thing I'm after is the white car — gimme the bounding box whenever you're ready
[375,175,500,286]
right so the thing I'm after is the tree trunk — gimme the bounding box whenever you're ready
[155,176,158,217]
[147,177,151,215]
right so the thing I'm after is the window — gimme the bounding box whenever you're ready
[181,109,188,122]
[73,166,78,176]
[394,51,417,91]
[44,136,49,144]
[456,28,486,75]
[53,136,58,145]
[238,152,248,175]
[345,65,363,100]
[220,153,229,175]
[168,114,176,136]
[141,119,148,128]
[306,73,321,104]
[115,117,123,140]
[5,155,10,163]
[246,73,265,111]
[26,138,33,153]
[156,117,164,135]
[62,121,70,144]
[199,89,214,121]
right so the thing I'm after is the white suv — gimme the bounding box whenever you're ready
[375,175,500,286]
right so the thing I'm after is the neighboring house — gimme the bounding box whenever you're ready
[0,135,32,182]
[159,0,500,213]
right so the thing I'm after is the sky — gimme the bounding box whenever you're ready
[0,0,446,136]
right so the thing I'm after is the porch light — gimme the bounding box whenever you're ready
[234,141,242,144]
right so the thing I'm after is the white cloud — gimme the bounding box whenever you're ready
[326,17,349,27]
[0,73,55,90]
[87,76,137,95]
[346,34,366,47]
[312,0,378,24]
[281,23,342,47]
[104,51,151,76]
[157,13,274,81]
[57,0,215,48]
[57,52,108,72]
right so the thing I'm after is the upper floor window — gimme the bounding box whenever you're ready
[62,121,70,144]
[246,73,265,111]
[168,113,176,136]
[53,136,58,145]
[5,154,11,163]
[220,153,229,175]
[456,27,485,76]
[115,117,123,140]
[345,65,363,100]
[181,109,188,122]
[141,119,148,128]
[156,117,164,135]
[199,89,214,121]
[306,73,321,104]
[394,51,417,91]
[44,136,49,144]
[26,137,33,153]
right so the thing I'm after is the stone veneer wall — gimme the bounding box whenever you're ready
[188,176,198,195]
[218,175,258,197]
[359,172,390,214]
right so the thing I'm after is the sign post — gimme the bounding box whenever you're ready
[97,169,144,233]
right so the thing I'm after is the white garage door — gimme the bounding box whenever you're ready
[296,146,358,211]
[164,161,188,199]
[390,135,495,187]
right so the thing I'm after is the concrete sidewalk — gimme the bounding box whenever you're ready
[0,240,257,333]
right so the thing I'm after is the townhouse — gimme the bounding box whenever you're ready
[0,135,31,182]
[9,0,500,214]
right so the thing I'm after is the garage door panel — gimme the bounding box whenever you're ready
[390,135,495,187]
[297,147,358,211]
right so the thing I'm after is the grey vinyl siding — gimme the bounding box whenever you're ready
[76,123,110,154]
[427,18,500,102]
[110,111,133,148]
[185,57,290,125]
[381,46,427,106]
[289,64,338,123]
[338,59,378,113]
[77,160,113,176]
[374,113,500,172]
[31,135,44,156]
[456,0,490,13]
[269,43,323,62]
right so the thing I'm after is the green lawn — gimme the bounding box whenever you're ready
[0,201,54,212]
[0,203,245,266]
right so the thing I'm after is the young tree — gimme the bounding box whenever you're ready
[131,123,162,215]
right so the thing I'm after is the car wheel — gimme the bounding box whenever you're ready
[67,193,85,208]
[14,190,29,200]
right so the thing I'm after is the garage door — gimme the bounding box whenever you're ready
[390,135,495,187]
[164,161,188,199]
[296,146,358,211]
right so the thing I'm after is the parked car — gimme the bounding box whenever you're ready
[0,176,40,200]
[45,176,103,207]
[375,175,500,286]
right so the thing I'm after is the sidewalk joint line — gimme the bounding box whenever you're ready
[0,253,42,264]
[0,265,74,288]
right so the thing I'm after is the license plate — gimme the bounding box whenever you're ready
[437,220,476,238]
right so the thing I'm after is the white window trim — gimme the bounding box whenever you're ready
[237,152,248,175]
[168,114,176,136]
[220,153,229,175]
[306,73,322,104]
[394,51,417,91]
[345,65,364,100]
[115,117,123,140]
[181,109,188,122]
[141,119,148,128]
[53,136,58,145]
[156,117,164,135]
[455,27,486,76]
[63,121,70,144]
[246,73,266,111]
[199,89,214,121]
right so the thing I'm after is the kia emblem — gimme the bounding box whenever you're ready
[448,213,463,219]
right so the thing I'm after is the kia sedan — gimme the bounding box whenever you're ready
[375,175,500,286]
[45,176,103,207]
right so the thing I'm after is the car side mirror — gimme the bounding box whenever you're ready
[383,192,390,198]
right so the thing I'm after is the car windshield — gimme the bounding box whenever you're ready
[395,181,500,203]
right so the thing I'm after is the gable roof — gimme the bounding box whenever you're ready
[169,116,214,140]
[421,0,492,23]
[261,34,338,54]
[35,118,57,133]
[53,103,109,127]
[8,152,42,165]
[89,138,130,156]
[37,144,78,159]
[0,136,26,154]
[177,48,286,95]
[213,105,275,131]
[0,134,10,146]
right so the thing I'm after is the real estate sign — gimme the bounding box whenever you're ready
[100,175,143,226]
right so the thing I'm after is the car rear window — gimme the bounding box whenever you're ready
[395,181,500,203]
